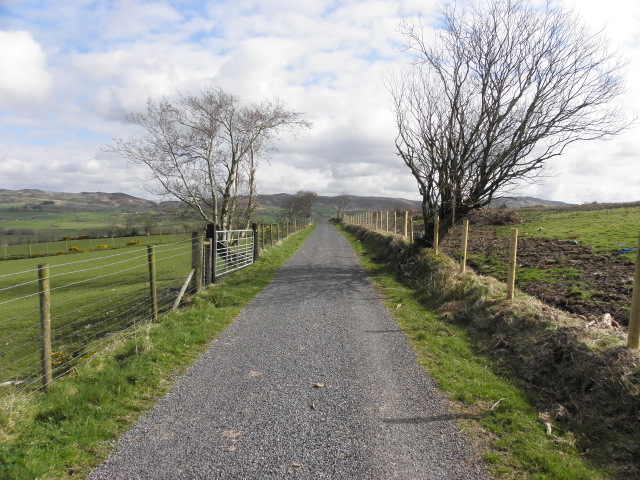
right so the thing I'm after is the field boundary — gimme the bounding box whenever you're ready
[344,209,640,348]
[0,221,307,403]
[341,221,640,477]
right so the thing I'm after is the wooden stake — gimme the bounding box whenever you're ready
[192,233,203,291]
[433,215,440,255]
[507,228,519,300]
[147,246,158,322]
[38,264,52,392]
[460,219,469,274]
[403,211,409,238]
[627,233,640,349]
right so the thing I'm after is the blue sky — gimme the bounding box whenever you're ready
[1,0,639,204]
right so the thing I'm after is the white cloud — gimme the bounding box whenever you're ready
[0,0,638,205]
[0,30,52,110]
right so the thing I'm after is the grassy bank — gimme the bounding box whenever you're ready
[0,225,315,480]
[338,222,639,479]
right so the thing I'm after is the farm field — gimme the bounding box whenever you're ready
[1,232,191,259]
[441,203,640,327]
[0,239,193,394]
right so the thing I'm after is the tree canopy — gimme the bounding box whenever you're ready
[106,86,311,230]
[389,0,631,245]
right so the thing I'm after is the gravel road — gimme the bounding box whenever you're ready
[87,222,490,479]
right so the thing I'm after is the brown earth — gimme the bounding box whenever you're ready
[442,228,636,327]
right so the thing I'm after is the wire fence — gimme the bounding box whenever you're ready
[344,210,640,349]
[0,239,192,400]
[0,221,306,404]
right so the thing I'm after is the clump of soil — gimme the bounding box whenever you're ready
[443,226,636,327]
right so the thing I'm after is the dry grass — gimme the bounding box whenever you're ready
[346,224,640,478]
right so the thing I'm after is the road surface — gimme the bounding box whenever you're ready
[88,222,490,479]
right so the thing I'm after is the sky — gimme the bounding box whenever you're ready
[0,0,639,205]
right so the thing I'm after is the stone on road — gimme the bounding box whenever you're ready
[88,222,490,479]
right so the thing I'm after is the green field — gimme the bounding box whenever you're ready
[1,232,190,259]
[0,239,193,394]
[516,204,640,255]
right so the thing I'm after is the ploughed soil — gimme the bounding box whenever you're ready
[442,227,636,327]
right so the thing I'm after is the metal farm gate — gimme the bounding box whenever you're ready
[205,224,258,283]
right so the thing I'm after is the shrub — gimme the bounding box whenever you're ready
[126,240,141,246]
[96,244,109,249]
[68,246,81,252]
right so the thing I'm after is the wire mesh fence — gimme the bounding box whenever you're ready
[0,221,306,404]
[0,240,192,399]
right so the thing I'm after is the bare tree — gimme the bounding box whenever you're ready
[106,87,311,230]
[334,192,352,219]
[289,190,318,221]
[282,195,298,222]
[389,0,631,245]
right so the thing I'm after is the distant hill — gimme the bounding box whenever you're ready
[259,193,571,212]
[257,193,423,212]
[489,196,572,209]
[0,189,571,214]
[0,189,157,211]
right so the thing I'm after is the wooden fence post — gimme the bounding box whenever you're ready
[627,233,640,349]
[38,263,52,392]
[252,223,259,262]
[147,246,158,322]
[460,219,469,274]
[205,224,216,285]
[433,215,440,255]
[507,228,519,300]
[192,232,203,291]
[403,211,409,238]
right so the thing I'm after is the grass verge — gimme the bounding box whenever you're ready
[337,222,626,480]
[0,224,315,480]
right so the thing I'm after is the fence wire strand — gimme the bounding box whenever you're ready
[1,227,304,405]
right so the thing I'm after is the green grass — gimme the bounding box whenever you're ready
[1,232,189,259]
[338,224,608,480]
[0,224,315,480]
[513,204,640,258]
[0,239,194,386]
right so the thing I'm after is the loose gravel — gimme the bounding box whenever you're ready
[87,222,491,479]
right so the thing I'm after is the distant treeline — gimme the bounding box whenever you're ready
[4,201,61,212]
[0,229,36,236]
